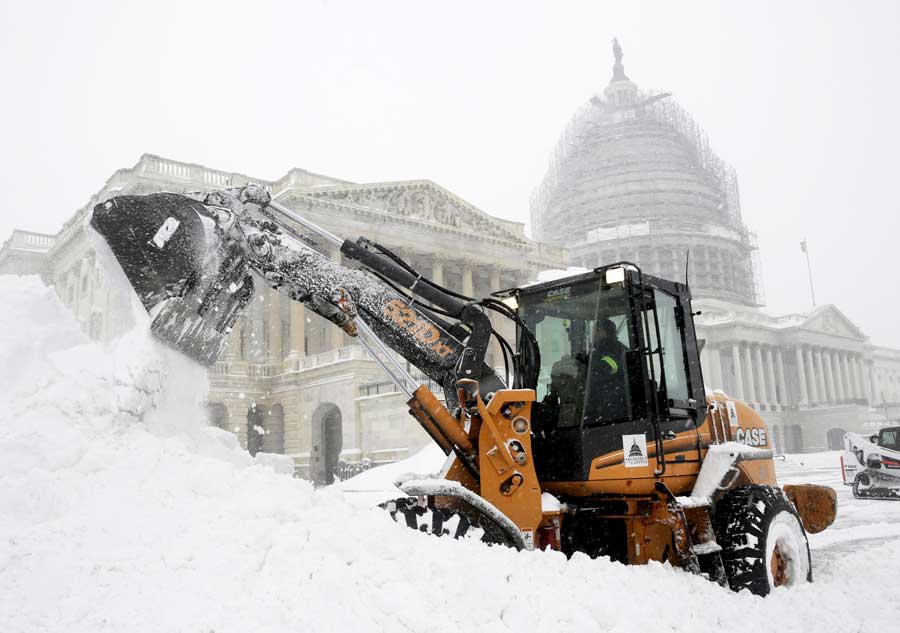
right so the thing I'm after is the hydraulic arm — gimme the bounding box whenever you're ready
[90,183,541,479]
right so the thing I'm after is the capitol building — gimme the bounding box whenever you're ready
[3,46,900,475]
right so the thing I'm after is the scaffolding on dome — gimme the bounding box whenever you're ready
[530,88,764,307]
[531,90,745,232]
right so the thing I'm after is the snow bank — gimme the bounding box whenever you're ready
[2,275,899,633]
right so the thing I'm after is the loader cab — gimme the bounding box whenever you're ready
[877,427,900,452]
[513,263,706,482]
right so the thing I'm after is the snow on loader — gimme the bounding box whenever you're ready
[90,183,837,596]
[841,428,900,499]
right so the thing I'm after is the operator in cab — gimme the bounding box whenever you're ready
[543,318,629,430]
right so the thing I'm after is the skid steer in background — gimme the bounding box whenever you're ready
[841,428,900,498]
[90,183,837,596]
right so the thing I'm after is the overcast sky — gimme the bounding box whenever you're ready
[2,1,899,347]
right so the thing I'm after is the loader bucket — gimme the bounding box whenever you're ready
[90,193,255,365]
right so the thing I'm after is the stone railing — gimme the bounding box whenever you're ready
[139,154,273,193]
[284,345,369,372]
[532,241,568,266]
[3,230,55,251]
[212,346,375,378]
[248,364,279,378]
[209,362,231,376]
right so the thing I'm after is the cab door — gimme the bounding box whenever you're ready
[639,284,705,469]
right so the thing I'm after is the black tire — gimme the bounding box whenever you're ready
[713,485,812,596]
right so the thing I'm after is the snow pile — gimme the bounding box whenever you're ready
[2,275,900,632]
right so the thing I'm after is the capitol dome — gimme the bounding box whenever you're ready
[531,41,762,306]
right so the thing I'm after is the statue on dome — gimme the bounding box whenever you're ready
[612,38,623,65]
[610,38,628,82]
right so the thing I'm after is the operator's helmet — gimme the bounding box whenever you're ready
[594,318,619,346]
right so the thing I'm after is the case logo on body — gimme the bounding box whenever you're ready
[545,287,571,302]
[622,434,648,467]
[383,299,454,359]
[734,427,768,447]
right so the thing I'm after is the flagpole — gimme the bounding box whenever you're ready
[801,239,816,308]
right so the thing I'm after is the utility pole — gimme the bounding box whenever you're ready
[800,239,816,308]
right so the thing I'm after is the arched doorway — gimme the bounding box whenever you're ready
[247,404,264,456]
[263,404,285,454]
[826,427,846,450]
[311,403,342,485]
[207,402,229,430]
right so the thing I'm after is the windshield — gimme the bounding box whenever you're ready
[521,278,634,427]
[880,429,900,451]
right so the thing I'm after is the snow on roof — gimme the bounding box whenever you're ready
[522,266,591,286]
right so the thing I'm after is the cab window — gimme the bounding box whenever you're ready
[521,278,634,428]
[880,429,899,451]
[643,289,690,404]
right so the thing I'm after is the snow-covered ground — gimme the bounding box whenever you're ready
[2,274,899,633]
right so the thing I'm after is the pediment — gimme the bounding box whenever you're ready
[801,305,865,340]
[295,181,525,242]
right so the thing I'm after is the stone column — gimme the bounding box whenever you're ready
[794,346,808,405]
[742,344,756,403]
[835,352,846,401]
[267,288,282,363]
[805,347,818,404]
[288,301,306,357]
[752,345,767,405]
[731,343,745,400]
[226,319,243,361]
[765,347,778,405]
[815,349,828,403]
[431,259,444,286]
[462,265,474,298]
[834,351,853,400]
[328,323,345,351]
[849,355,860,400]
[868,362,877,405]
[249,297,267,363]
[708,346,723,392]
[824,351,838,402]
[841,352,856,400]
[833,353,845,402]
[853,356,866,400]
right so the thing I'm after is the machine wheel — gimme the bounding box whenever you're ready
[713,485,812,596]
[379,496,520,548]
[852,473,870,498]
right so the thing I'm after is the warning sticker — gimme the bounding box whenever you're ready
[521,529,535,551]
[151,217,181,249]
[725,400,739,426]
[622,434,648,467]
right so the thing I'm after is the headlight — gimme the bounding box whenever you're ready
[605,267,625,285]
